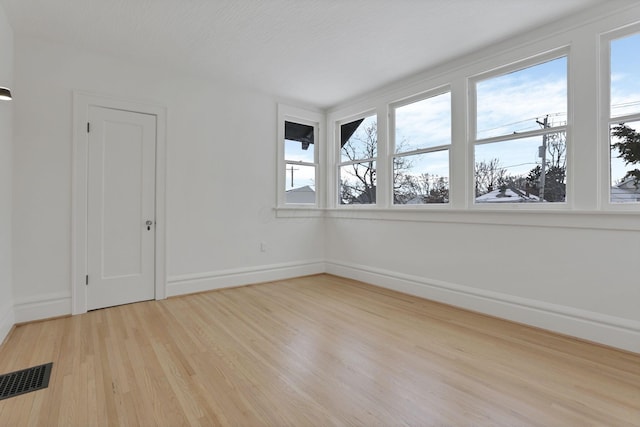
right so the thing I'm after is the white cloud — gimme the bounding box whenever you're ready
[395,92,451,152]
[477,78,567,139]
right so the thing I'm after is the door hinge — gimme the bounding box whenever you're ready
[86,275,89,286]
[87,122,90,133]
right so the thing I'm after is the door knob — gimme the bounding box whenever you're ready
[145,220,153,230]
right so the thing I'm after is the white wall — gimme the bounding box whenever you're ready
[11,37,325,320]
[325,216,640,351]
[325,2,640,353]
[0,3,14,344]
[7,1,639,354]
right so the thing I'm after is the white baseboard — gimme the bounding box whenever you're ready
[0,302,15,346]
[326,260,640,354]
[9,260,638,354]
[13,292,72,323]
[167,260,326,297]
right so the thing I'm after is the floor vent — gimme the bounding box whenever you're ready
[0,362,53,401]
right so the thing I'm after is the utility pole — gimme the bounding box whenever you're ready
[286,165,299,187]
[536,116,548,202]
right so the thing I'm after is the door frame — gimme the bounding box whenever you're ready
[72,91,167,314]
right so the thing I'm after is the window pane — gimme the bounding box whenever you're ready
[610,120,640,203]
[285,139,314,163]
[475,132,566,203]
[285,163,316,204]
[285,121,315,163]
[341,115,377,162]
[339,161,376,205]
[476,57,567,139]
[611,33,640,118]
[393,151,449,204]
[395,92,451,153]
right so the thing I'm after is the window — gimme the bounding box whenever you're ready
[277,104,322,207]
[338,114,377,205]
[392,91,451,205]
[473,55,568,204]
[284,121,317,204]
[608,31,640,204]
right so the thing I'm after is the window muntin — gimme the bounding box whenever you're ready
[473,55,568,204]
[339,114,377,205]
[392,91,451,205]
[476,57,567,140]
[284,120,317,205]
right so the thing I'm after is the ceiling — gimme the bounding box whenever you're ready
[0,0,609,108]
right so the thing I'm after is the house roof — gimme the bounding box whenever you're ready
[285,185,315,204]
[611,178,640,203]
[475,187,540,203]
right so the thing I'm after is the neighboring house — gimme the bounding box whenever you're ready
[405,196,424,205]
[285,185,316,204]
[404,194,449,205]
[342,185,376,205]
[475,186,541,203]
[611,178,640,203]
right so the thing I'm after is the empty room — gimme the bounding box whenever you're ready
[0,0,639,425]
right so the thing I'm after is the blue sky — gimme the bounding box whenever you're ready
[611,32,640,118]
[394,92,450,182]
[476,57,567,139]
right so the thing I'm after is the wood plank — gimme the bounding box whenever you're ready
[0,274,638,426]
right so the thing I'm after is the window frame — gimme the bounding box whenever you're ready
[601,24,640,209]
[469,48,570,209]
[389,86,452,207]
[277,104,324,209]
[335,111,379,207]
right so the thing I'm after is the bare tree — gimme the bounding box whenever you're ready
[546,131,567,170]
[418,174,449,203]
[475,158,506,196]
[341,122,413,204]
[526,131,567,201]
[340,122,377,204]
[341,122,449,204]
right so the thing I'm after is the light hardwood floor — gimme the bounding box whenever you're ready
[0,274,638,426]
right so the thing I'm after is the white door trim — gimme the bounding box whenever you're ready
[72,91,167,314]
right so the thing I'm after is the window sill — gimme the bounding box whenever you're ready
[274,202,639,229]
[322,207,640,231]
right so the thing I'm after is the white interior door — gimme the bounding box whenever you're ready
[87,106,157,310]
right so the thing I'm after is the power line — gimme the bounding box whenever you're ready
[477,111,567,135]
[611,100,640,108]
[477,99,640,135]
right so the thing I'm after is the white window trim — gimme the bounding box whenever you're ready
[335,110,379,208]
[322,3,640,218]
[469,47,571,210]
[600,23,640,210]
[277,104,324,210]
[389,86,452,207]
